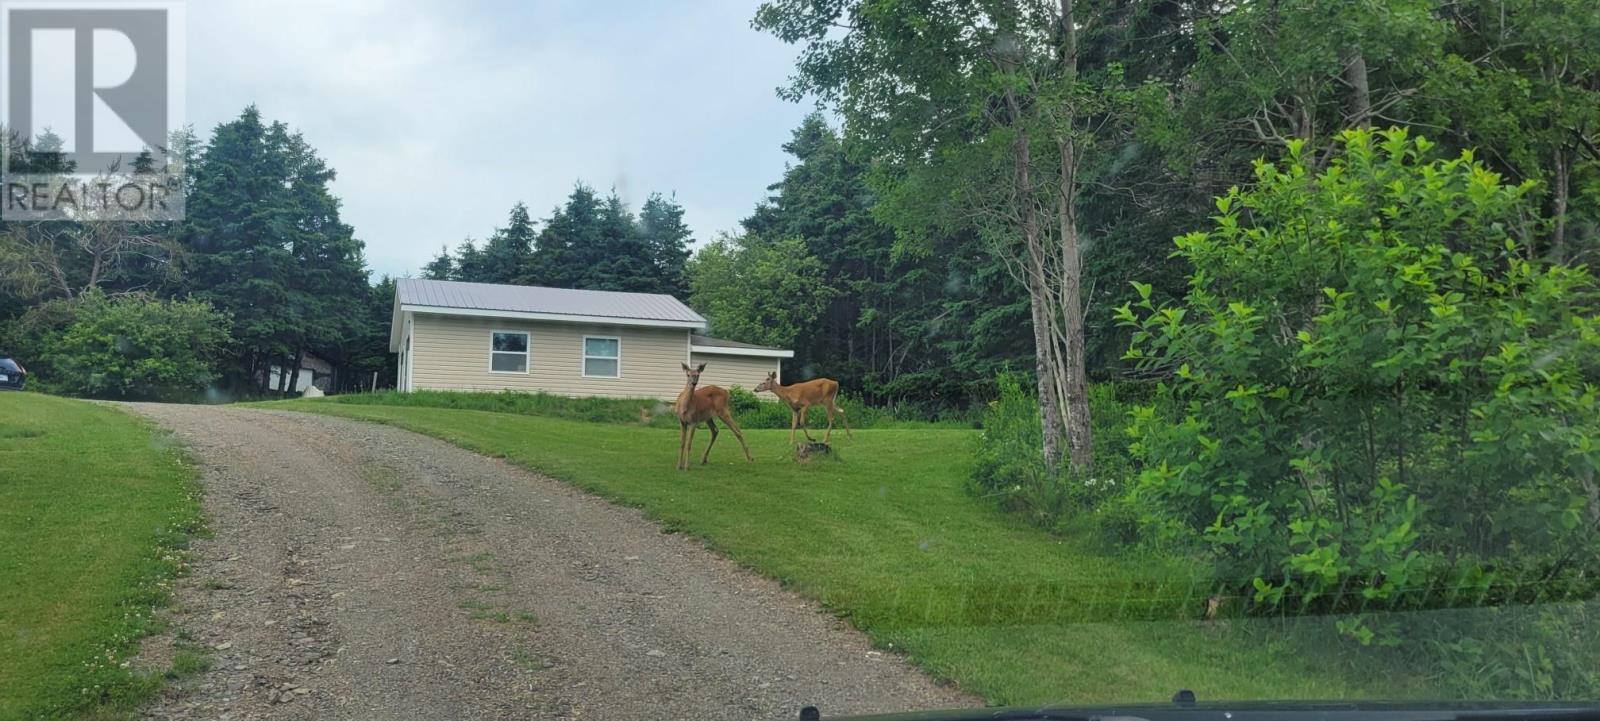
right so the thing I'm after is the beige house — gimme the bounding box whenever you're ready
[389,279,792,399]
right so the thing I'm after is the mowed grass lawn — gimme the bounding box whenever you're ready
[0,394,200,720]
[270,400,1423,704]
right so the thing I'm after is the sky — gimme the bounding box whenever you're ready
[184,0,816,279]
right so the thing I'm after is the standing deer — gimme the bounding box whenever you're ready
[675,362,753,470]
[754,371,852,444]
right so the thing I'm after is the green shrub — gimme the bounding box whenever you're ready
[1414,602,1600,699]
[1117,128,1600,615]
[9,290,231,400]
[969,375,1139,531]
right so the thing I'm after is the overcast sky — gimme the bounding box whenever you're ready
[185,0,815,279]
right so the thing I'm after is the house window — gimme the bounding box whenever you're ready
[490,331,529,373]
[582,336,620,378]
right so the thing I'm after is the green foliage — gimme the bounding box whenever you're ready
[970,376,1138,532]
[436,186,694,297]
[12,290,230,400]
[0,395,202,719]
[1421,602,1600,699]
[970,374,1053,522]
[182,105,370,392]
[477,202,537,285]
[742,115,1033,408]
[1118,128,1600,613]
[687,233,834,350]
[637,193,694,299]
[421,244,455,280]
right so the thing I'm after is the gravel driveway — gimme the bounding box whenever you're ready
[124,404,972,721]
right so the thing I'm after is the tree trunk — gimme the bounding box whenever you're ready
[1003,73,1068,474]
[1027,257,1067,475]
[1020,140,1068,476]
[287,347,307,397]
[1552,145,1570,261]
[1055,0,1094,472]
[1057,140,1093,472]
[1343,47,1371,129]
[276,354,291,396]
[255,353,274,395]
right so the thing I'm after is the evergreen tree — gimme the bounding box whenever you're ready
[521,184,602,288]
[637,193,693,297]
[181,106,299,390]
[279,130,369,391]
[478,202,536,284]
[453,238,487,281]
[181,106,368,392]
[730,114,1029,408]
[581,193,657,292]
[421,245,454,280]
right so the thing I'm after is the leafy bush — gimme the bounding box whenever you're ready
[1117,129,1600,615]
[1417,602,1600,699]
[7,290,230,400]
[688,233,835,349]
[969,374,1139,531]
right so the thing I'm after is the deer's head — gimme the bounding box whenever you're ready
[680,362,706,388]
[754,371,778,393]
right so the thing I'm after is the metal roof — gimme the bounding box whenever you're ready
[690,334,783,351]
[689,334,794,358]
[396,279,707,325]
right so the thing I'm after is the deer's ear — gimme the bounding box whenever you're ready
[681,362,690,372]
[695,363,707,373]
[768,372,777,380]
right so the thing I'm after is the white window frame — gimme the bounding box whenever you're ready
[489,329,531,374]
[581,335,622,379]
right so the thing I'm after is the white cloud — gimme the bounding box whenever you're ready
[186,0,814,278]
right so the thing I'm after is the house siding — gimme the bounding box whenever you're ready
[410,313,690,399]
[690,353,781,396]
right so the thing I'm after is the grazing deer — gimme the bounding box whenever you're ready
[753,371,852,444]
[675,362,753,471]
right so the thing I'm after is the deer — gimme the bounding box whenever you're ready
[753,371,852,445]
[674,362,753,471]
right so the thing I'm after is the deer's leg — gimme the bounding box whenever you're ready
[684,423,700,471]
[831,396,853,439]
[677,422,689,470]
[701,419,719,465]
[718,409,754,462]
[823,403,835,444]
[799,404,817,442]
[788,406,800,444]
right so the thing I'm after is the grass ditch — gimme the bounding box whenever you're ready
[0,394,204,720]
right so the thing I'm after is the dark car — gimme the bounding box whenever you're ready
[0,355,26,390]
